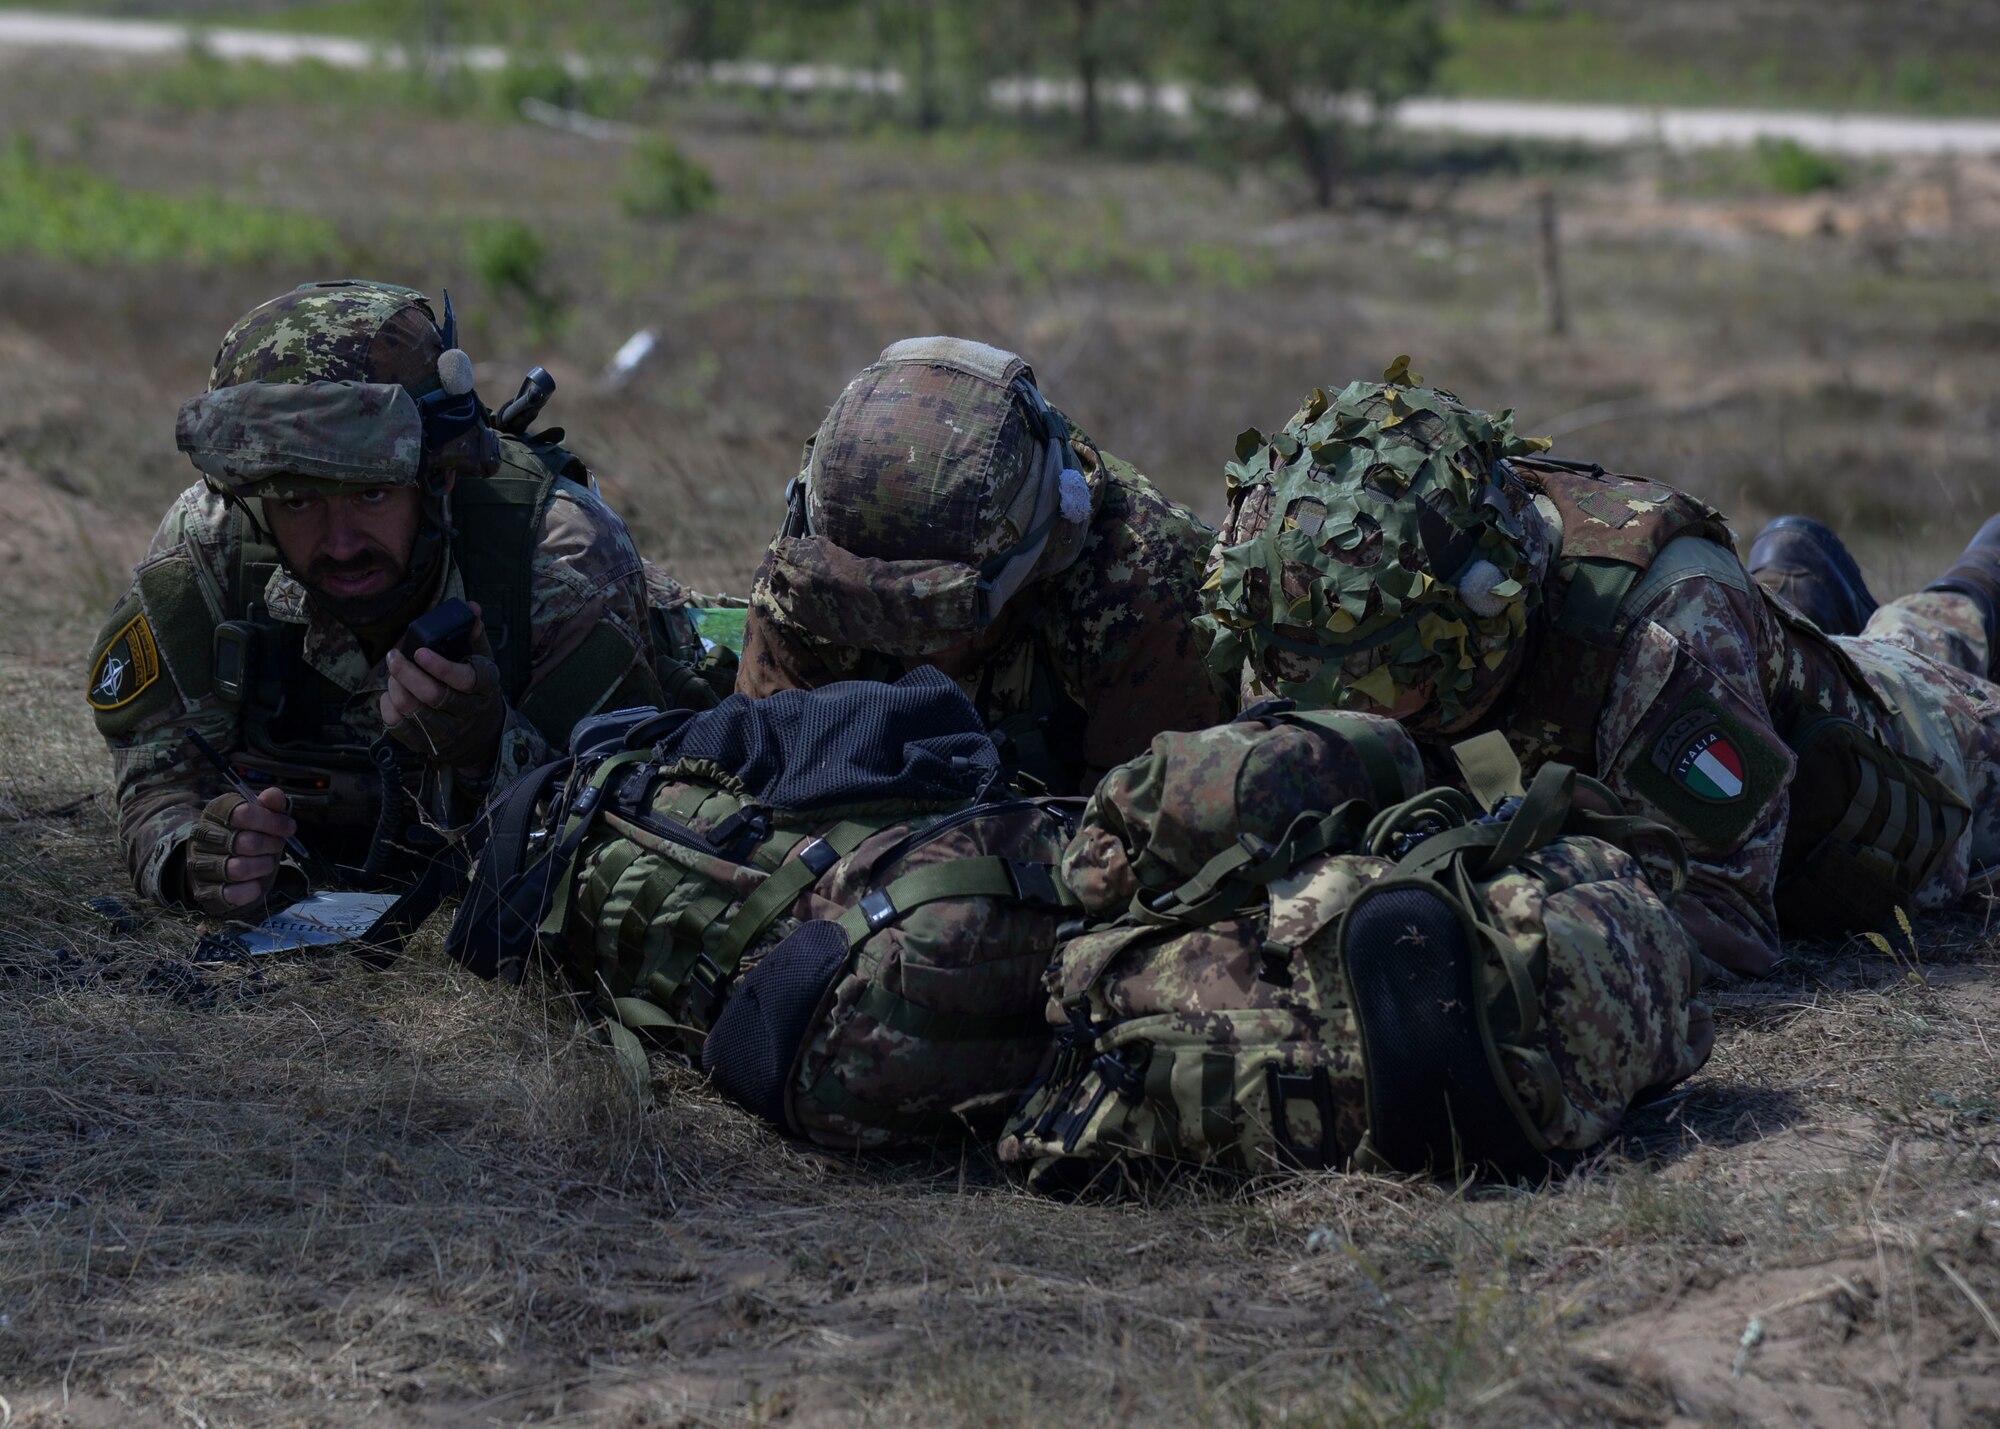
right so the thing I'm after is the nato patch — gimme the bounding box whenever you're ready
[88,612,163,712]
[1619,681,1790,854]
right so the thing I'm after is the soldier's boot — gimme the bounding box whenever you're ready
[1747,515,1879,637]
[1923,513,2000,677]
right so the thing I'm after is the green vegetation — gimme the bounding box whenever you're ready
[619,134,719,220]
[1436,6,2000,116]
[467,218,565,340]
[1753,135,1846,193]
[139,0,2000,120]
[865,191,1270,291]
[0,136,341,267]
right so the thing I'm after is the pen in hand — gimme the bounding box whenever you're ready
[183,726,314,867]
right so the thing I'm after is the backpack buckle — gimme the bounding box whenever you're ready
[797,837,840,877]
[1005,860,1063,909]
[683,951,730,1022]
[858,888,898,933]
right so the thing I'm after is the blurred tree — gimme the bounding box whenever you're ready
[1015,0,1155,148]
[1172,0,1442,207]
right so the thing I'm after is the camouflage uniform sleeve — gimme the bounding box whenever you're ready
[92,486,239,905]
[1595,575,1796,977]
[737,545,868,698]
[478,480,661,793]
[1043,457,1237,780]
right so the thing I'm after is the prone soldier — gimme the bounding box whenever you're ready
[1200,362,1999,976]
[735,336,1235,793]
[89,280,685,918]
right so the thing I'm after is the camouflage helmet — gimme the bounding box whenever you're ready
[176,279,494,500]
[759,337,1095,657]
[1198,358,1553,730]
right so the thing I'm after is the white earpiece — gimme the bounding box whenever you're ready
[1058,467,1090,525]
[1458,559,1513,617]
[437,348,476,397]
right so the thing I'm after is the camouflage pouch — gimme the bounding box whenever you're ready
[512,743,1078,1150]
[1002,726,1714,1186]
[1000,706,1425,1185]
[1339,742,1713,1175]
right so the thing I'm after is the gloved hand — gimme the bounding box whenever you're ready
[381,623,506,777]
[182,785,296,919]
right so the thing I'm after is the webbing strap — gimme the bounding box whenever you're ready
[1280,712,1414,808]
[1144,1047,1183,1145]
[1483,763,1578,874]
[664,782,716,826]
[1569,811,1690,900]
[577,839,646,956]
[1829,760,1881,858]
[848,981,1048,1042]
[1450,730,1525,811]
[834,856,1056,948]
[537,751,650,938]
[1132,802,1369,929]
[1200,1050,1237,1154]
[715,820,876,970]
[614,859,697,983]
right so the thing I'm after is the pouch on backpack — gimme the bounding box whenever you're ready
[1003,726,1715,1186]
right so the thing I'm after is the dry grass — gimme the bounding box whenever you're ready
[2,42,2000,1427]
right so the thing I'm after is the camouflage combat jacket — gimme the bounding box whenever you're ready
[91,440,664,905]
[737,444,1236,794]
[1468,462,1944,976]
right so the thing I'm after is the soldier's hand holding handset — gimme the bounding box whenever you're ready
[380,598,506,777]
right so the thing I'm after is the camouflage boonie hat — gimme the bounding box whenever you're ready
[763,337,1094,656]
[183,280,488,499]
[1199,358,1553,727]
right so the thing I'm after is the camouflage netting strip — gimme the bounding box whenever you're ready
[1198,357,1552,723]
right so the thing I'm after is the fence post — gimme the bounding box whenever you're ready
[1537,185,1569,338]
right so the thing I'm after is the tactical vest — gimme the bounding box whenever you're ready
[1485,459,1737,774]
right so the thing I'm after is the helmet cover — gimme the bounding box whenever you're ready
[187,279,486,498]
[1198,357,1553,727]
[766,337,1093,656]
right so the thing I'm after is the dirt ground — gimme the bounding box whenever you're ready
[2,44,1999,1428]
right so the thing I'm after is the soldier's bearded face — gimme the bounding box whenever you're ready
[264,484,426,624]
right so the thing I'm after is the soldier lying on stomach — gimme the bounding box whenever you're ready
[88,280,676,919]
[1201,360,2000,977]
[736,336,1236,794]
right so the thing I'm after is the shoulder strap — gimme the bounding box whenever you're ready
[452,442,559,698]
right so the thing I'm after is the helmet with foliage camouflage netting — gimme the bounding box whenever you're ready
[1197,358,1553,730]
[175,279,495,501]
[759,336,1094,658]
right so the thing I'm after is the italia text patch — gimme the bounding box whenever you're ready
[1651,707,1746,802]
[1618,677,1792,855]
[88,612,162,712]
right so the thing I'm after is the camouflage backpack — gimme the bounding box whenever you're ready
[448,673,1078,1149]
[1001,715,1715,1185]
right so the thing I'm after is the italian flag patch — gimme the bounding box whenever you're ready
[1673,728,1745,802]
